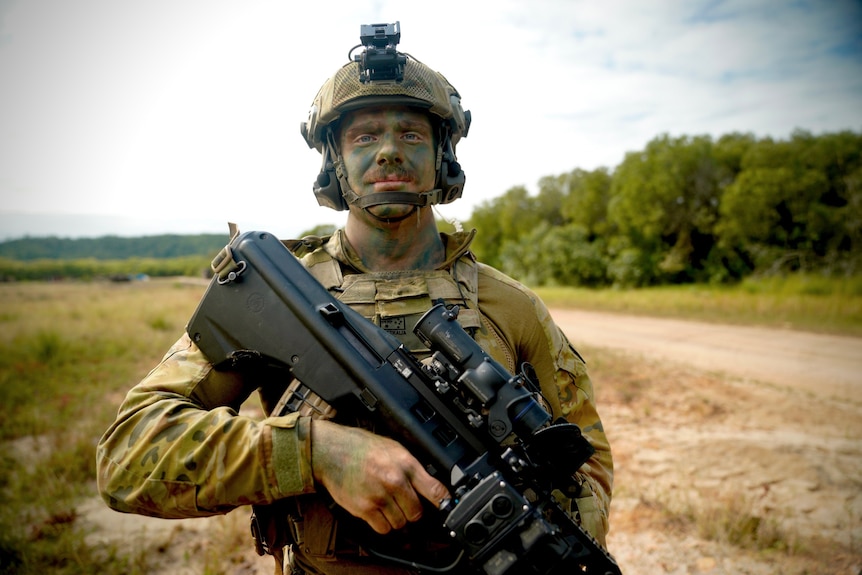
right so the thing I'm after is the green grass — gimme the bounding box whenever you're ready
[0,275,858,573]
[535,274,862,336]
[0,279,207,575]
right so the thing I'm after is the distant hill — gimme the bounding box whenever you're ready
[0,234,229,261]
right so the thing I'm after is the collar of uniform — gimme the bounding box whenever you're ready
[323,228,477,273]
[438,229,478,269]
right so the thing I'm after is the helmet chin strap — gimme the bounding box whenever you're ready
[334,157,444,214]
[351,189,443,209]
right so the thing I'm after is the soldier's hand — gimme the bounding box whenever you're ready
[310,419,450,534]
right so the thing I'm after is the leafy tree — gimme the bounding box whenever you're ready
[718,130,862,274]
[605,242,659,288]
[534,176,567,228]
[719,165,826,271]
[538,224,607,286]
[559,168,613,238]
[700,132,761,281]
[608,134,723,284]
[496,223,608,287]
[839,165,862,273]
[712,132,757,187]
[802,131,862,273]
[468,186,543,269]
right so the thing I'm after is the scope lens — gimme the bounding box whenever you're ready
[464,521,489,545]
[491,494,514,518]
[511,398,551,438]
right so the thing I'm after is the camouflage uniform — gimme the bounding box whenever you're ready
[96,229,613,574]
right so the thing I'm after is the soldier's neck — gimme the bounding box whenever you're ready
[344,208,445,272]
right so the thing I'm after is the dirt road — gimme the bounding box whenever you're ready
[548,309,862,574]
[551,309,862,402]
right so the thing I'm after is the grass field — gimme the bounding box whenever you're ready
[536,273,862,337]
[0,279,208,574]
[0,276,859,573]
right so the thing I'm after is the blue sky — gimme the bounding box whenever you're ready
[1,0,860,240]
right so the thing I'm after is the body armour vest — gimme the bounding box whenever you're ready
[285,231,515,373]
[265,232,517,573]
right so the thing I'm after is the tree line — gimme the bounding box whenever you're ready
[0,256,212,281]
[0,234,225,281]
[467,129,862,287]
[0,233,227,261]
[2,130,859,286]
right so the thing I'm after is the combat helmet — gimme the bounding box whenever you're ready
[300,22,471,211]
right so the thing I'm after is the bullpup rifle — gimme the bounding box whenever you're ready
[186,230,621,575]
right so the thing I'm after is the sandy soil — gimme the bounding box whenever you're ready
[556,309,862,575]
[79,310,862,574]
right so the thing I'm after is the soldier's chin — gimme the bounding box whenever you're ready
[366,203,417,222]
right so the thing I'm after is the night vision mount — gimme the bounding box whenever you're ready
[351,21,407,83]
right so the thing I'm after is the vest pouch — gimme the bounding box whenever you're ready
[338,272,482,354]
[293,497,341,559]
[573,487,608,549]
[375,278,435,352]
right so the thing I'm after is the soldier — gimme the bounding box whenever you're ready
[97,23,614,575]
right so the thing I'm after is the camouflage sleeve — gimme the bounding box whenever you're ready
[96,333,316,518]
[476,264,614,546]
[527,298,614,547]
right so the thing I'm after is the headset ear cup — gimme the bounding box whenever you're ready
[313,168,347,210]
[449,160,462,178]
[438,134,465,204]
[312,147,348,211]
[439,160,465,203]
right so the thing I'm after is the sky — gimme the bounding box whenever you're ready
[1,0,860,241]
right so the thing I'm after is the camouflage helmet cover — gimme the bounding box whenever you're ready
[302,58,470,152]
[300,44,471,211]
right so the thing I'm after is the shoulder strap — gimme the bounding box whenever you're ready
[284,236,344,291]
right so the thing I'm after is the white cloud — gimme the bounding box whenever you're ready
[0,0,860,239]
